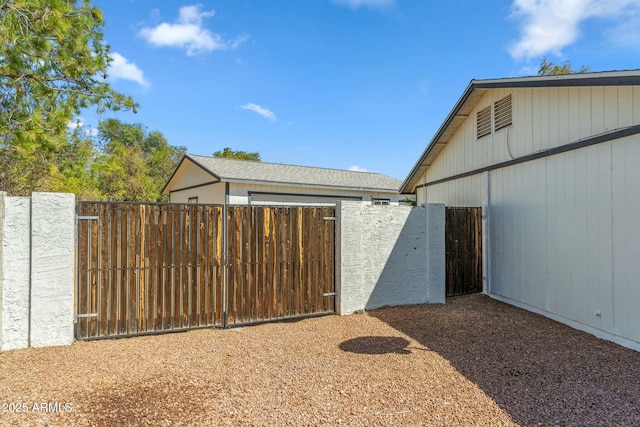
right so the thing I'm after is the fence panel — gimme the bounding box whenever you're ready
[77,203,335,339]
[225,206,335,325]
[76,202,224,340]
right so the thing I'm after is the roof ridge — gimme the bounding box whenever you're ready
[187,153,392,177]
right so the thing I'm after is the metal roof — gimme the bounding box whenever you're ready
[400,69,640,193]
[166,154,403,193]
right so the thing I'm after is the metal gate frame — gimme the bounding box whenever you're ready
[75,201,336,340]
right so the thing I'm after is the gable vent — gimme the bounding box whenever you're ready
[494,94,512,131]
[477,106,491,139]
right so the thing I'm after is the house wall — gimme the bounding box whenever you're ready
[418,85,640,192]
[487,135,640,349]
[170,182,225,204]
[228,182,405,206]
[420,174,483,207]
[168,171,407,206]
[415,84,640,350]
[171,162,217,189]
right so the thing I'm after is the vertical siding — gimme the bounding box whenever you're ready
[489,138,634,343]
[611,136,640,343]
[422,85,640,187]
[422,135,640,344]
[424,175,482,207]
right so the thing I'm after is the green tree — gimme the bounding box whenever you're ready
[0,0,138,195]
[48,126,101,200]
[92,119,185,201]
[213,147,261,161]
[538,57,590,76]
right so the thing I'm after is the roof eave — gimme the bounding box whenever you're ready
[400,79,476,193]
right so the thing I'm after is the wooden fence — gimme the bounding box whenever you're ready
[76,202,335,340]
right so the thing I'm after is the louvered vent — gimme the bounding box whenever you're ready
[494,94,512,131]
[477,106,491,139]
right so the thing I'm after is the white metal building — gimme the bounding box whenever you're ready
[402,70,640,351]
[163,154,407,206]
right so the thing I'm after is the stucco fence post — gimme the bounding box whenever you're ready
[0,192,75,351]
[335,201,445,315]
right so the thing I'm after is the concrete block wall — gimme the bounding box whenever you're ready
[0,192,75,351]
[336,201,445,314]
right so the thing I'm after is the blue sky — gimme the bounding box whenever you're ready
[87,0,640,180]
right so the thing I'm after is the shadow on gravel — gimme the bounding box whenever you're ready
[339,336,411,355]
[368,294,640,426]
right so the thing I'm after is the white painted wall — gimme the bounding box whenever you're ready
[423,134,640,350]
[488,134,640,349]
[0,192,76,351]
[421,174,483,207]
[170,182,224,204]
[420,85,640,190]
[169,160,217,190]
[336,202,444,314]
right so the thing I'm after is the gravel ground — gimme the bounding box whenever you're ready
[1,294,639,426]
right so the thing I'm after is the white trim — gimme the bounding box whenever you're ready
[488,293,640,353]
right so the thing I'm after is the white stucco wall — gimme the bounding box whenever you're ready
[0,194,32,351]
[0,192,76,351]
[425,204,446,303]
[336,202,444,314]
[29,193,75,348]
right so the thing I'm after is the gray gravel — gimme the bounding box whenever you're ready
[0,294,638,426]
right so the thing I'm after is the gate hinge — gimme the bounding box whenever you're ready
[75,313,98,320]
[76,215,99,220]
[323,217,336,221]
[323,292,336,297]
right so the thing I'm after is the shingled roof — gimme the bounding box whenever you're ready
[165,154,402,193]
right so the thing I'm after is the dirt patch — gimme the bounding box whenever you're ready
[0,294,638,426]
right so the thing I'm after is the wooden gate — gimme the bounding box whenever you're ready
[76,202,335,340]
[445,207,482,297]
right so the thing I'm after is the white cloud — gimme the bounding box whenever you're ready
[331,0,394,9]
[508,0,640,60]
[67,118,84,130]
[139,4,248,56]
[67,118,98,136]
[108,53,149,87]
[348,165,369,172]
[240,103,277,122]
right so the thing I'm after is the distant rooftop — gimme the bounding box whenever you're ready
[183,154,402,192]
